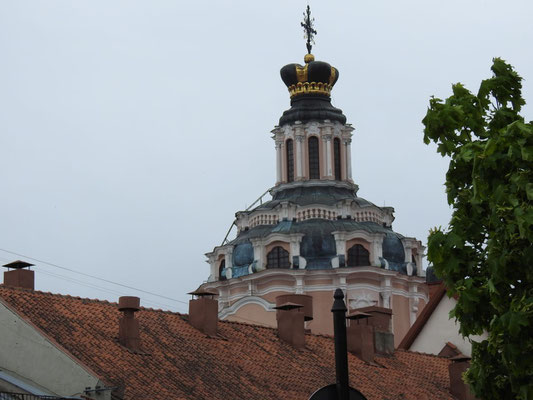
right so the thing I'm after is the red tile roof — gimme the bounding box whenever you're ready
[0,285,454,400]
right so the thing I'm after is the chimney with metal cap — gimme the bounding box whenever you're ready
[449,355,478,400]
[118,296,141,351]
[346,311,375,363]
[275,294,313,322]
[274,294,312,350]
[3,260,35,290]
[188,290,218,336]
[353,306,394,355]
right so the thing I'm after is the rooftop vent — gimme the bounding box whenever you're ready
[346,311,374,363]
[350,306,394,356]
[188,290,218,336]
[273,299,306,349]
[118,296,141,351]
[449,355,478,400]
[2,260,35,290]
[275,294,313,321]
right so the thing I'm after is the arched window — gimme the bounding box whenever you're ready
[219,259,226,281]
[347,244,370,267]
[266,246,290,269]
[286,139,294,182]
[308,136,320,179]
[334,138,341,180]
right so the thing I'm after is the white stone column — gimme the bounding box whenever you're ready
[290,235,304,269]
[404,246,413,263]
[280,140,287,183]
[295,132,304,180]
[208,255,217,282]
[345,139,353,180]
[371,236,384,267]
[224,247,233,279]
[381,276,392,309]
[325,135,333,178]
[250,239,265,271]
[340,137,347,181]
[332,232,347,257]
[295,276,304,294]
[275,141,282,184]
[409,284,419,326]
[321,134,328,178]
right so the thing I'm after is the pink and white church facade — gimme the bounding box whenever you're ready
[199,51,428,345]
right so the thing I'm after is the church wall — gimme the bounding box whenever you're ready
[392,294,411,347]
[392,280,408,292]
[305,290,335,335]
[345,276,380,287]
[345,288,380,310]
[227,303,277,328]
[256,279,295,295]
[305,278,331,286]
[417,298,427,318]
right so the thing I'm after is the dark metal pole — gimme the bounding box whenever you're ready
[331,288,349,400]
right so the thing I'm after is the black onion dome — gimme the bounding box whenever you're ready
[280,60,339,90]
[279,54,346,126]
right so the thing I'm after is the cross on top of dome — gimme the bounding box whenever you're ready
[301,5,317,55]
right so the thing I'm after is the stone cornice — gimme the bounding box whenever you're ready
[270,180,358,195]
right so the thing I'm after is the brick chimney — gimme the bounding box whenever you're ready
[3,261,35,290]
[346,311,374,363]
[351,306,394,355]
[275,294,313,322]
[188,290,218,336]
[449,355,478,400]
[273,301,306,349]
[118,296,141,351]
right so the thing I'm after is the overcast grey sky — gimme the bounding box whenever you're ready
[1,1,532,312]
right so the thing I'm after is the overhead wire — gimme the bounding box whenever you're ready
[0,247,189,306]
[37,269,182,311]
[1,249,284,327]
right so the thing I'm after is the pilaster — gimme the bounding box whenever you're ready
[224,247,233,279]
[295,125,305,180]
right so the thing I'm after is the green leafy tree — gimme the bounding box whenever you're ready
[422,58,533,399]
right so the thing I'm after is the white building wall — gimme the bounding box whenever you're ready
[409,295,485,357]
[0,300,105,398]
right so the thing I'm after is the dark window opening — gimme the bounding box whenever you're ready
[334,138,341,180]
[308,136,320,179]
[266,246,290,269]
[412,254,417,266]
[286,139,294,182]
[347,244,370,267]
[219,259,226,281]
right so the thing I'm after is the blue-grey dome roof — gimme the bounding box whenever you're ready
[252,185,369,211]
[233,242,254,267]
[382,232,405,264]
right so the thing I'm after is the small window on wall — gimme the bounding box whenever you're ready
[219,260,226,281]
[334,138,341,180]
[286,139,294,182]
[266,246,290,269]
[347,244,370,267]
[308,136,320,179]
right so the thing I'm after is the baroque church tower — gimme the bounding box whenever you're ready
[200,10,428,344]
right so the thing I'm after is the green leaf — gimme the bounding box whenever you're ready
[422,58,532,400]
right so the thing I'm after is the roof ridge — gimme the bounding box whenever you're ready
[395,348,451,360]
[0,284,115,305]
